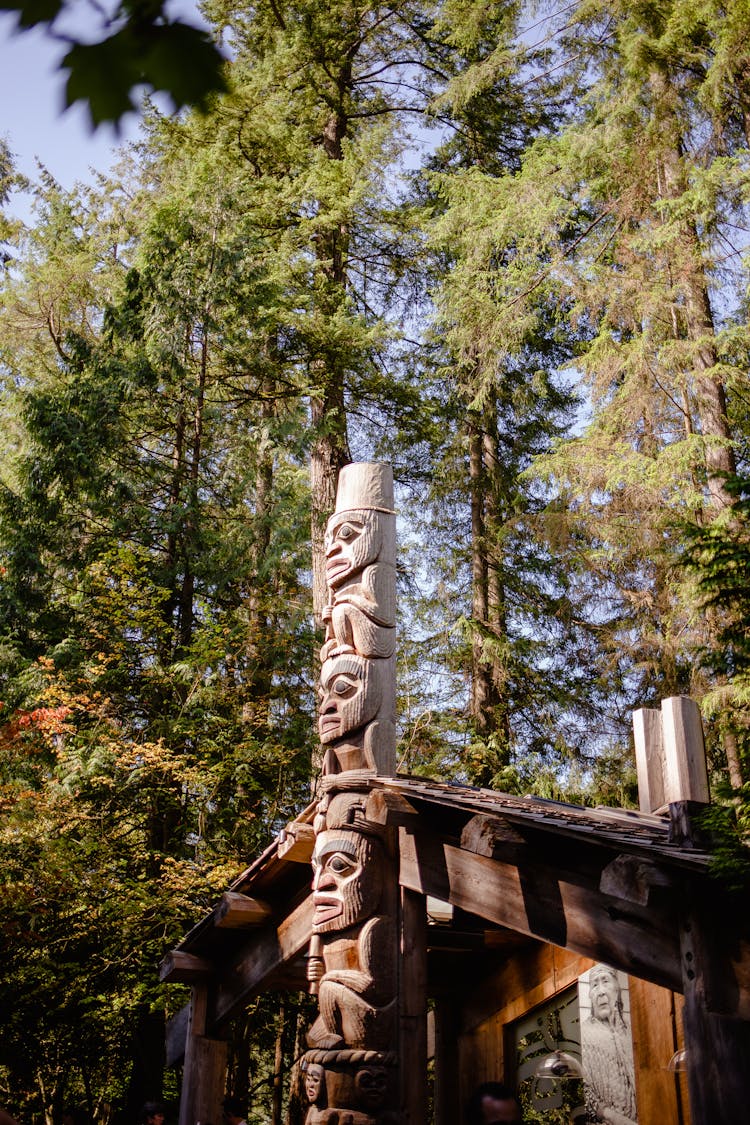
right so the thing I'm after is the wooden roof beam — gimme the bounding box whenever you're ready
[398,825,683,993]
[208,893,314,1032]
[159,950,213,984]
[214,891,272,929]
[276,822,316,863]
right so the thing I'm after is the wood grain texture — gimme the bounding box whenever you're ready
[628,977,685,1125]
[399,888,428,1125]
[398,827,682,992]
[211,894,314,1030]
[215,891,273,928]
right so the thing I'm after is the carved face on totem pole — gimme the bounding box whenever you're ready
[318,654,383,745]
[325,510,391,589]
[311,827,384,934]
[354,1065,389,1112]
[303,1062,325,1106]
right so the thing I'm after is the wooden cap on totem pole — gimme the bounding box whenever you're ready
[335,462,396,514]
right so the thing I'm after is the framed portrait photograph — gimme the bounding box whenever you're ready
[578,964,638,1124]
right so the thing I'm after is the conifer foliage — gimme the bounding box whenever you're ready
[1,0,750,1119]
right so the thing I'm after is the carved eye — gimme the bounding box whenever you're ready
[328,853,354,874]
[336,523,356,542]
[332,676,357,697]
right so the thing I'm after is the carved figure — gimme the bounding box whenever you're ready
[318,655,383,748]
[321,509,396,662]
[307,465,400,1123]
[581,964,638,1125]
[306,805,397,1050]
[301,1050,398,1125]
[318,654,395,775]
[304,1062,326,1108]
[317,463,396,778]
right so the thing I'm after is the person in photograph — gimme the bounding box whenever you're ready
[581,964,638,1125]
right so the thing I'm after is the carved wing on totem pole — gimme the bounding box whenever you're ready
[302,464,400,1125]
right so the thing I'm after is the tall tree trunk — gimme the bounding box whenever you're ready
[271,1001,286,1125]
[469,412,493,738]
[652,68,741,783]
[652,70,736,510]
[484,402,512,759]
[310,99,353,625]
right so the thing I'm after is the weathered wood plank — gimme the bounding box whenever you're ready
[681,956,750,1125]
[599,854,671,906]
[159,950,212,983]
[214,891,273,929]
[399,888,428,1125]
[398,827,682,993]
[433,998,461,1125]
[633,706,665,813]
[210,894,314,1030]
[276,822,316,863]
[662,696,710,805]
[165,1004,190,1067]
[178,986,228,1125]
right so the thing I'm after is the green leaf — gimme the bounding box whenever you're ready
[0,0,64,28]
[139,23,228,109]
[62,35,140,126]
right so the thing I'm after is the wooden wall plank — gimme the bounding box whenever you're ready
[629,977,686,1125]
[433,998,461,1125]
[177,985,228,1125]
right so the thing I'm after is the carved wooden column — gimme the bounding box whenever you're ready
[301,463,401,1124]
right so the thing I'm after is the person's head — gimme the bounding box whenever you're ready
[588,963,624,1026]
[467,1082,523,1125]
[140,1103,165,1125]
[221,1097,245,1125]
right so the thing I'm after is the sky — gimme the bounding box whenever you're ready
[0,2,206,219]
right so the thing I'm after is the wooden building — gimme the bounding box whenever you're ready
[162,697,750,1125]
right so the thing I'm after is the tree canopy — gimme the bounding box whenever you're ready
[2,0,750,1120]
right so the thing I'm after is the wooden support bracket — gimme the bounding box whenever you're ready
[365,787,419,826]
[215,891,273,929]
[159,950,212,984]
[599,854,671,906]
[276,822,316,863]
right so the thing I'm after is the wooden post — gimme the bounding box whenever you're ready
[433,997,461,1125]
[177,985,228,1125]
[671,803,750,1125]
[633,707,664,813]
[634,697,709,813]
[399,887,428,1125]
[662,697,709,805]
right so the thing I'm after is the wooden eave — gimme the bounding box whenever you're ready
[163,774,750,1044]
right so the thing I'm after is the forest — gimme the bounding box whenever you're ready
[1,1,750,1122]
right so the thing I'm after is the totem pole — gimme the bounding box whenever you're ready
[301,463,400,1125]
